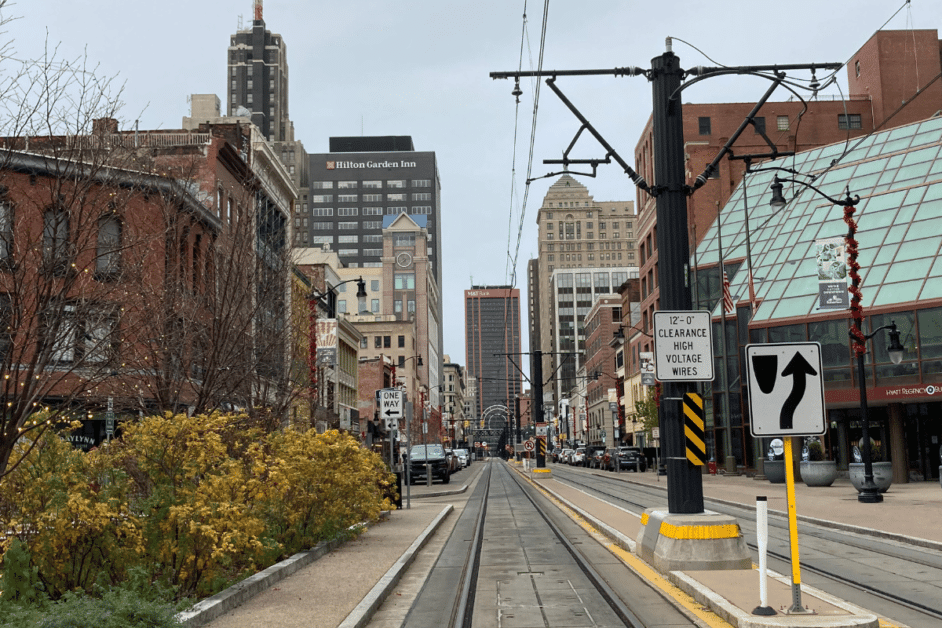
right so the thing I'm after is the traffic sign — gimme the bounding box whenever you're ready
[683,393,706,466]
[524,439,535,451]
[378,388,403,420]
[747,342,825,437]
[653,311,714,381]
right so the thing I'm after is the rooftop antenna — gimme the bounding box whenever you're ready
[237,14,243,30]
[255,0,263,21]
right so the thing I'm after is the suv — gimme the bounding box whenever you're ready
[615,446,646,472]
[584,446,606,468]
[409,444,451,484]
[570,447,586,465]
[453,448,470,468]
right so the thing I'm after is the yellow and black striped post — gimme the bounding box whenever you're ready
[683,393,706,466]
[537,437,547,463]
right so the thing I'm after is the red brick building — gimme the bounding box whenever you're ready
[584,295,622,447]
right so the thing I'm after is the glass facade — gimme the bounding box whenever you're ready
[693,116,942,480]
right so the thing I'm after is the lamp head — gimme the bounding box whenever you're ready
[356,277,367,314]
[769,176,787,210]
[887,321,904,365]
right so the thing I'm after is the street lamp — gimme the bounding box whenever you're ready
[768,175,904,502]
[851,321,903,503]
[308,277,367,428]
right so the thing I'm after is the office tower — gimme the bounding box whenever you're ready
[227,0,292,142]
[465,286,522,427]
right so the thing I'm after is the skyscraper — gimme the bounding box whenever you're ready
[227,0,292,143]
[465,287,522,429]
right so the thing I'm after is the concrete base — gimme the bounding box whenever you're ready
[636,509,751,574]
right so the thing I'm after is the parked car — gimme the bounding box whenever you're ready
[454,448,470,468]
[584,446,606,468]
[409,444,451,484]
[570,447,586,466]
[444,448,460,474]
[615,446,647,472]
[600,448,620,471]
[559,448,574,464]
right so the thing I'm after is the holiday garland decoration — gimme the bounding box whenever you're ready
[843,201,867,356]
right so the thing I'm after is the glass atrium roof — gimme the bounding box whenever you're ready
[694,116,942,323]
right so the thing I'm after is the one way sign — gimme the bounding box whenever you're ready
[746,342,825,437]
[378,388,403,420]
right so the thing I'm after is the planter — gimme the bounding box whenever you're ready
[848,462,893,493]
[799,460,838,487]
[765,459,786,484]
[939,465,941,490]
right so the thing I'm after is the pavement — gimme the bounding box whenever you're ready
[176,460,941,627]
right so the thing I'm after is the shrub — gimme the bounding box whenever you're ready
[806,440,825,461]
[0,413,395,605]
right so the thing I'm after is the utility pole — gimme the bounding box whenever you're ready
[650,47,703,514]
[531,349,545,467]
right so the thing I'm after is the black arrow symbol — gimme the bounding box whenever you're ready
[779,352,817,430]
[384,408,397,416]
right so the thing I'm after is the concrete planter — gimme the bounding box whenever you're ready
[848,462,893,493]
[765,459,786,484]
[939,465,941,489]
[799,460,838,487]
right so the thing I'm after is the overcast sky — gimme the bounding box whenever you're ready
[7,0,942,370]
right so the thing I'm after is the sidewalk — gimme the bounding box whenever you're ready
[620,468,942,548]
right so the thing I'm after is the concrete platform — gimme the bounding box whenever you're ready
[671,568,878,628]
[636,508,752,573]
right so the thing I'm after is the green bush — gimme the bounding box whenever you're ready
[0,587,184,628]
[806,440,825,461]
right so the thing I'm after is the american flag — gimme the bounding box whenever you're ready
[722,270,735,315]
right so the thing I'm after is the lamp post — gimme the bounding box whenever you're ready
[308,277,367,429]
[769,176,905,502]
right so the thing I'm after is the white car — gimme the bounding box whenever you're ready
[570,447,586,465]
[453,448,470,468]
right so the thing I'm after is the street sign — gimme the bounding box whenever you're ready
[524,439,535,451]
[747,342,825,437]
[640,352,656,386]
[536,422,547,436]
[105,396,115,438]
[378,388,403,420]
[653,311,714,382]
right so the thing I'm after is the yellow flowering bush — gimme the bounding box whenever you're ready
[0,412,396,601]
[0,430,142,598]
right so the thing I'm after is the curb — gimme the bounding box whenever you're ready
[410,482,470,499]
[338,504,454,628]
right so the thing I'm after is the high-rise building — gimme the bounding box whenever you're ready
[227,0,292,143]
[464,286,522,429]
[530,175,638,404]
[305,137,442,284]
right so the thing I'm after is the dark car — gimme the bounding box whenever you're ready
[584,445,606,468]
[409,444,451,484]
[615,446,646,472]
[600,448,620,471]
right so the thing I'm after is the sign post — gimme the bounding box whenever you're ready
[746,342,825,615]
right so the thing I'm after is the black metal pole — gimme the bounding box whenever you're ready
[854,351,883,503]
[651,48,704,514]
[532,349,546,467]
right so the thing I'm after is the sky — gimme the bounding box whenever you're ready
[6,0,942,372]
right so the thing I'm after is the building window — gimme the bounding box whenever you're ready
[394,234,415,247]
[412,193,431,201]
[0,201,12,261]
[363,221,382,229]
[411,206,431,214]
[363,207,383,216]
[338,207,358,216]
[412,179,432,187]
[338,195,358,203]
[394,273,415,290]
[777,115,790,131]
[374,335,381,348]
[338,235,358,243]
[387,180,405,188]
[337,300,347,313]
[97,215,121,277]
[362,194,382,202]
[43,207,70,274]
[753,116,766,134]
[44,303,117,365]
[387,206,406,215]
[311,221,332,230]
[698,117,711,135]
[360,337,368,349]
[394,300,403,313]
[362,248,382,256]
[371,299,380,313]
[311,181,334,189]
[855,60,860,77]
[398,355,405,368]
[384,336,391,348]
[408,299,416,313]
[387,193,406,201]
[363,181,382,189]
[338,181,357,189]
[398,335,405,348]
[338,222,357,229]
[838,114,862,130]
[311,195,333,203]
[338,248,357,256]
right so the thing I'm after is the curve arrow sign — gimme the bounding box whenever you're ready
[779,352,818,430]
